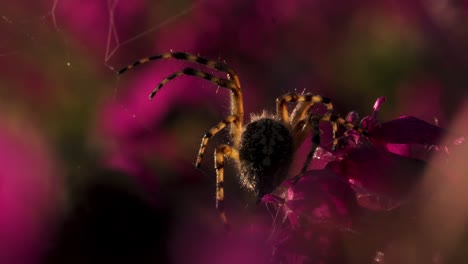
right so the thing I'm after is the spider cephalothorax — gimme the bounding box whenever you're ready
[118,52,367,228]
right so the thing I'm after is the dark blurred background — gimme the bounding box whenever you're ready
[0,0,466,263]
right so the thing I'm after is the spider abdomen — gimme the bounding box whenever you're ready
[238,118,294,200]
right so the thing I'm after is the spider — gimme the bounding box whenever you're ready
[118,52,367,229]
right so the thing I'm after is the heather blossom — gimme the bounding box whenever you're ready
[0,115,62,264]
[262,97,465,263]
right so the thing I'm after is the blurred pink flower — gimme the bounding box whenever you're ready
[261,97,465,263]
[327,97,464,208]
[363,97,463,158]
[264,170,360,263]
[171,219,271,264]
[0,115,62,264]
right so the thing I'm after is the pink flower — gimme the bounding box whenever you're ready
[264,170,361,263]
[328,97,464,209]
[261,97,465,263]
[0,115,62,264]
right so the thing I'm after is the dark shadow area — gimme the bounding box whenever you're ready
[44,170,173,264]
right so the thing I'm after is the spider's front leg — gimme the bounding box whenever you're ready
[299,114,322,174]
[149,68,238,99]
[214,144,240,230]
[276,92,333,128]
[276,92,336,150]
[320,113,369,147]
[297,113,369,175]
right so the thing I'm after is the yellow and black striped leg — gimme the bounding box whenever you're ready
[276,92,334,125]
[322,114,368,149]
[195,115,240,168]
[300,115,321,174]
[295,113,367,179]
[118,52,237,75]
[117,51,245,144]
[290,101,313,128]
[149,68,238,99]
[215,144,240,230]
[331,121,339,151]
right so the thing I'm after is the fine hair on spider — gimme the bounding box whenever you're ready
[118,52,368,230]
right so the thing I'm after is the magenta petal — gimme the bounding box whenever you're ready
[285,170,358,229]
[369,115,459,146]
[372,96,387,117]
[0,120,61,264]
[327,145,425,202]
[269,170,359,263]
[361,97,386,130]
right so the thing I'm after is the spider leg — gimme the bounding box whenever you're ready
[294,113,368,176]
[321,114,368,149]
[148,67,244,145]
[117,52,236,76]
[215,144,240,230]
[276,92,333,126]
[289,100,324,146]
[276,93,337,150]
[299,115,321,174]
[149,67,238,99]
[118,52,243,96]
[195,115,240,168]
[290,101,314,128]
[118,51,245,145]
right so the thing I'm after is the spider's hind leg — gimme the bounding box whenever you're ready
[214,144,240,230]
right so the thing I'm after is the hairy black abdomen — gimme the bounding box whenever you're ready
[239,118,293,200]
